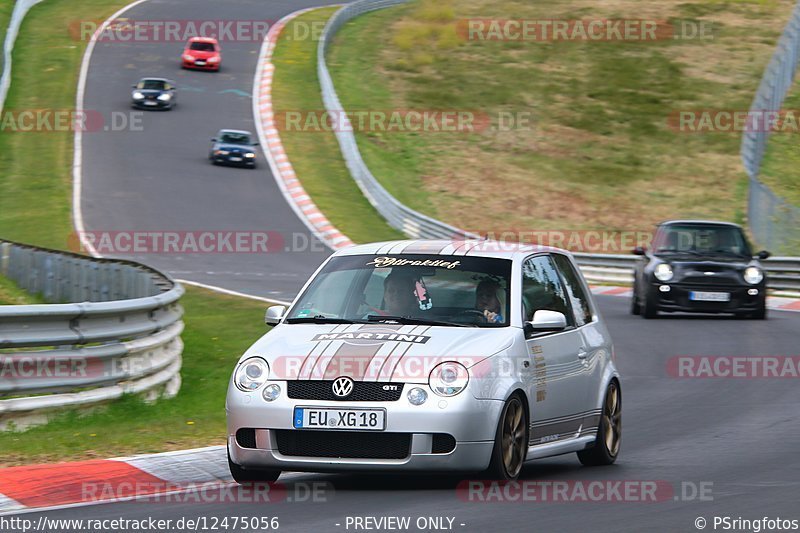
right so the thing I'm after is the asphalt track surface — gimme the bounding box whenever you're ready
[72,1,800,532]
[80,0,341,301]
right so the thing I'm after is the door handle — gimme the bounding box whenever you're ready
[577,348,588,360]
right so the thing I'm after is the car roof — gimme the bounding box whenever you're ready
[332,240,567,261]
[218,129,252,135]
[658,220,742,228]
[188,36,218,43]
[139,77,171,83]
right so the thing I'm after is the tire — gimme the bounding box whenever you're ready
[641,291,658,319]
[630,286,640,315]
[228,449,281,484]
[750,304,767,320]
[485,394,528,480]
[577,380,621,466]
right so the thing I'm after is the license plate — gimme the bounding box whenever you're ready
[229,156,242,162]
[690,291,730,302]
[293,407,386,431]
[144,100,157,106]
[195,60,206,65]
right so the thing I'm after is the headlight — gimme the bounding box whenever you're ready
[245,152,256,158]
[234,357,269,391]
[208,56,220,63]
[183,54,195,61]
[157,93,171,101]
[654,263,674,282]
[744,267,763,285]
[132,91,144,100]
[215,150,230,156]
[429,362,469,397]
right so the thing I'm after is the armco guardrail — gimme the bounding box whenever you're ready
[740,1,800,253]
[0,240,184,430]
[317,0,475,240]
[319,1,800,291]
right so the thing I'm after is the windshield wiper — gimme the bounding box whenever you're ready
[285,315,366,324]
[367,315,475,327]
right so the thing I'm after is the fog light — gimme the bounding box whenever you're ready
[659,285,671,292]
[748,288,759,296]
[408,387,427,406]
[262,384,280,402]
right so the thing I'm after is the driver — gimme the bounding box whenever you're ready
[476,279,504,323]
[381,271,419,316]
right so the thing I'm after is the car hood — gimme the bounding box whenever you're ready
[185,49,218,59]
[240,323,519,383]
[214,143,255,152]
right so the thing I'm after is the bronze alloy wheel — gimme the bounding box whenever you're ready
[501,397,526,478]
[604,381,621,457]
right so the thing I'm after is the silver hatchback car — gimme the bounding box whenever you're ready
[226,240,621,481]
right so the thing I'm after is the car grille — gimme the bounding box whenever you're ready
[275,430,411,459]
[286,381,404,402]
[236,428,257,449]
[679,276,739,287]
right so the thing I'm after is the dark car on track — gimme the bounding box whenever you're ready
[631,220,770,319]
[209,129,258,168]
[131,78,176,110]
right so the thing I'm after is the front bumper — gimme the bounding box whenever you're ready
[226,382,503,472]
[183,59,219,70]
[649,282,765,313]
[212,155,256,166]
[133,99,172,110]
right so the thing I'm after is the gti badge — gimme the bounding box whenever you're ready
[332,376,354,398]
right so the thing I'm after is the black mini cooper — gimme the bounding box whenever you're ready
[632,220,770,319]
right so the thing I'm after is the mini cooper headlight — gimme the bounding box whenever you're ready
[245,152,256,158]
[234,357,269,391]
[215,150,230,156]
[429,362,469,397]
[654,263,674,282]
[744,267,763,285]
[132,91,144,100]
[157,93,171,101]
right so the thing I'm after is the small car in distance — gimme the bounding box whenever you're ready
[632,220,770,319]
[181,37,221,71]
[209,129,258,168]
[227,240,621,482]
[131,78,176,110]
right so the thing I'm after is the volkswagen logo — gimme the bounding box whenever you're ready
[332,376,354,398]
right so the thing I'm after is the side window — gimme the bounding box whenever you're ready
[552,254,593,327]
[521,255,571,324]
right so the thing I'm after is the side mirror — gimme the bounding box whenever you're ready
[211,138,217,142]
[252,141,259,146]
[265,305,286,326]
[131,84,137,88]
[757,250,771,260]
[632,246,646,256]
[526,310,568,334]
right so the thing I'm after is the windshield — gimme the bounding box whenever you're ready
[219,132,252,145]
[189,42,216,52]
[137,80,168,91]
[287,254,513,327]
[652,225,752,256]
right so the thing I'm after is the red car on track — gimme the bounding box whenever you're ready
[181,37,221,71]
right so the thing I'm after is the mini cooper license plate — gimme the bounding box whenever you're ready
[690,291,731,302]
[293,407,386,431]
[229,157,242,162]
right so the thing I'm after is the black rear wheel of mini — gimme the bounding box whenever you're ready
[486,394,528,480]
[228,449,281,483]
[577,380,621,466]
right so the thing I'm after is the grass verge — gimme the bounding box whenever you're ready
[324,0,797,242]
[759,88,800,207]
[0,0,13,77]
[0,0,269,466]
[271,8,404,243]
[0,273,39,305]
